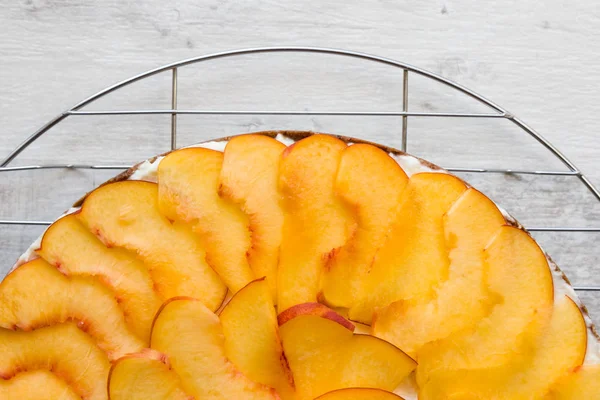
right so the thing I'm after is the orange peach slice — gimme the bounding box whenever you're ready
[419,296,587,399]
[417,225,554,386]
[279,313,416,400]
[0,258,144,359]
[0,323,110,400]
[277,302,356,331]
[349,172,467,323]
[548,364,600,399]
[372,188,506,357]
[108,350,191,400]
[220,278,294,398]
[320,143,409,309]
[0,370,80,400]
[515,296,587,397]
[151,298,279,399]
[277,134,354,312]
[158,148,254,294]
[37,213,161,342]
[220,135,287,301]
[315,388,405,399]
[78,180,227,311]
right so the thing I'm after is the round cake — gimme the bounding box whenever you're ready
[1,131,598,399]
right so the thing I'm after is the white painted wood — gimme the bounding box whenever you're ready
[1,0,600,318]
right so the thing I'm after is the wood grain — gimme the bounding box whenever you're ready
[1,0,599,319]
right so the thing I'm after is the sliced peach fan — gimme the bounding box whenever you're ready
[0,132,596,400]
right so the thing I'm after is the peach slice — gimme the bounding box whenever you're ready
[315,388,405,399]
[37,214,162,342]
[548,364,600,399]
[158,147,254,294]
[0,258,144,359]
[417,225,554,386]
[277,302,356,331]
[277,134,354,312]
[279,311,416,400]
[320,143,409,309]
[513,296,587,398]
[349,172,467,323]
[372,188,506,357]
[0,370,80,400]
[219,135,286,301]
[151,298,279,399]
[220,278,294,398]
[108,350,191,400]
[0,323,110,400]
[419,295,587,399]
[78,180,227,311]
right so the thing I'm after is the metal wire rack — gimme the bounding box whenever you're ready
[2,46,599,294]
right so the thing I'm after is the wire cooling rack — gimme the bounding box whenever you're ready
[2,46,599,297]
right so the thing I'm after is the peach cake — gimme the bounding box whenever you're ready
[1,131,598,400]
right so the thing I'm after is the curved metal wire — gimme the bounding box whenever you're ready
[2,46,600,291]
[0,47,587,180]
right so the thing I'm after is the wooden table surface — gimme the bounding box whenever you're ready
[1,0,600,319]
